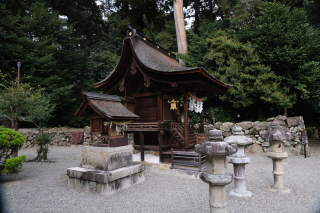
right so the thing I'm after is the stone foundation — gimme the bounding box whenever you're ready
[80,145,133,171]
[67,145,145,196]
[67,163,145,196]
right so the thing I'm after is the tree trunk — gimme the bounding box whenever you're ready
[174,0,188,66]
[209,0,214,20]
[11,118,14,129]
[283,107,287,117]
[194,0,200,33]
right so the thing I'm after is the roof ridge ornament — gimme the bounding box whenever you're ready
[127,26,179,62]
[127,25,136,38]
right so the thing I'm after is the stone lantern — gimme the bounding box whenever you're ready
[195,129,238,213]
[224,126,253,197]
[261,122,291,193]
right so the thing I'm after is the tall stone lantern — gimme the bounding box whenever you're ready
[224,126,253,197]
[261,122,291,193]
[195,129,238,213]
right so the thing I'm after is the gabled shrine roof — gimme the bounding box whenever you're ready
[75,91,139,121]
[94,26,232,95]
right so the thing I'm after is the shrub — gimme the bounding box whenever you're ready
[0,126,26,174]
[34,133,52,161]
[1,155,26,174]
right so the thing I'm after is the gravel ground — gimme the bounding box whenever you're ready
[1,143,320,213]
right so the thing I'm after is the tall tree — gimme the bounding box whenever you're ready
[237,2,320,115]
[178,22,291,119]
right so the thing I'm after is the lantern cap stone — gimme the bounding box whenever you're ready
[195,141,238,156]
[224,125,252,146]
[208,129,223,142]
[260,122,292,141]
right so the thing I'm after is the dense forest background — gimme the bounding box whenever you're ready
[0,0,320,128]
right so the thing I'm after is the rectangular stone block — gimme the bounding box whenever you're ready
[80,145,133,171]
[67,163,145,184]
[67,171,145,197]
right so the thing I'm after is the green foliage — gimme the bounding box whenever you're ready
[0,126,26,148]
[87,48,119,88]
[306,127,313,137]
[35,133,51,146]
[217,0,265,27]
[34,133,51,161]
[142,14,177,52]
[20,88,55,132]
[0,83,33,127]
[237,2,320,106]
[1,155,26,174]
[0,3,87,127]
[0,126,26,174]
[179,26,291,110]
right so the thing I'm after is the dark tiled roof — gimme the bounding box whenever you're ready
[94,27,232,91]
[89,99,138,119]
[130,37,195,72]
[75,92,139,120]
[85,92,120,102]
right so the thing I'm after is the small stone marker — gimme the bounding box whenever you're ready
[195,129,238,213]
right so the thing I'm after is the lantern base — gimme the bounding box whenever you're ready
[268,185,291,194]
[229,189,253,197]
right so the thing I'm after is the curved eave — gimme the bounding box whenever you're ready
[94,37,232,92]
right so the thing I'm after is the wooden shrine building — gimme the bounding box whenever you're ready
[94,26,232,162]
[75,91,139,145]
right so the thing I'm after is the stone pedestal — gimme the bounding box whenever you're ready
[67,145,145,196]
[225,126,253,197]
[80,145,133,171]
[195,129,238,213]
[261,123,291,194]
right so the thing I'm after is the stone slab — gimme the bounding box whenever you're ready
[80,145,133,171]
[67,163,145,183]
[268,185,291,194]
[229,189,253,197]
[141,162,202,179]
[68,170,145,197]
[227,156,251,164]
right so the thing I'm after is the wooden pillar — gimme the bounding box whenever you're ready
[200,110,204,133]
[158,131,164,163]
[140,132,144,162]
[184,92,189,147]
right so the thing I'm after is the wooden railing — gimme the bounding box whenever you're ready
[170,122,185,141]
[127,122,159,131]
[159,122,185,146]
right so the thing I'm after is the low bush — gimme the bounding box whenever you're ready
[0,126,26,174]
